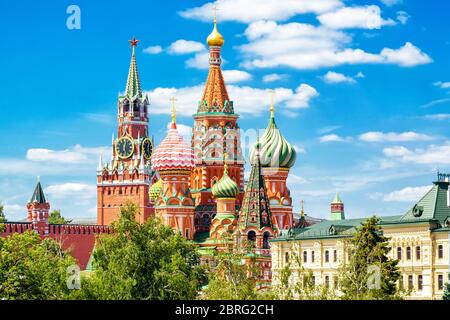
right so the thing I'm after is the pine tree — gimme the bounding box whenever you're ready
[339,216,402,300]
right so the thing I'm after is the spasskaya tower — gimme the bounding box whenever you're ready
[97,37,153,225]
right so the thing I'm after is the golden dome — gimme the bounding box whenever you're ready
[207,19,225,47]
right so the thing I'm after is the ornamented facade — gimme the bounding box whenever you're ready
[271,174,450,300]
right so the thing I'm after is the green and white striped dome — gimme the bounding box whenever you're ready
[251,108,296,168]
[149,179,162,201]
[212,162,239,199]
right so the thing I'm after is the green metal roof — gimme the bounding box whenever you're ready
[30,180,46,204]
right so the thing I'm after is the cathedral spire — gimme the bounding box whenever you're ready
[125,36,142,99]
[198,13,233,114]
[170,97,177,129]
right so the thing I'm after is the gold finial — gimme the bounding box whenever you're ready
[207,4,225,47]
[301,200,305,218]
[268,89,275,118]
[223,152,228,174]
[170,96,177,124]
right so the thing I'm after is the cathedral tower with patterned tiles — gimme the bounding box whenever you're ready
[190,18,245,233]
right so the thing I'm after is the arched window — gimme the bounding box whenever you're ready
[262,232,270,249]
[416,246,421,260]
[247,231,256,247]
[285,252,289,264]
[397,247,402,260]
[325,275,330,288]
[311,251,315,263]
[202,215,210,227]
[303,251,307,263]
[333,250,338,262]
[438,245,444,259]
[406,246,411,260]
[325,250,329,263]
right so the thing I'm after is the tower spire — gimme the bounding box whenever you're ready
[170,97,177,129]
[125,36,142,99]
[268,89,275,119]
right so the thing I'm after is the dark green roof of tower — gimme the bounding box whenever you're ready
[237,150,274,230]
[30,180,46,204]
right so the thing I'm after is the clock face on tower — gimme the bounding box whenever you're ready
[141,137,153,160]
[115,136,135,159]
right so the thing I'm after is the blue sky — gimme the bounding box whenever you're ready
[1,0,449,221]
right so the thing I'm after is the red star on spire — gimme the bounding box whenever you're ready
[128,36,140,48]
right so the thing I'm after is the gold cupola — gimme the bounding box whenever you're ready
[207,18,225,47]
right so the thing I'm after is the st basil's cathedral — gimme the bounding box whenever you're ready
[1,18,300,280]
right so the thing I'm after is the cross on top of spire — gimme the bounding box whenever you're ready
[268,89,275,118]
[213,4,219,23]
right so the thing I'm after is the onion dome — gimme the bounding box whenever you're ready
[207,18,225,47]
[151,101,196,171]
[212,154,239,199]
[250,100,296,168]
[149,179,162,201]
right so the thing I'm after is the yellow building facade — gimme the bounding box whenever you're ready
[271,175,450,300]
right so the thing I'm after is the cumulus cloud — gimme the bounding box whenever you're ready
[359,131,435,142]
[186,51,211,69]
[434,81,450,89]
[381,0,403,6]
[240,21,431,69]
[45,183,97,200]
[382,185,431,202]
[383,144,450,165]
[26,145,110,164]
[396,11,410,25]
[3,204,24,217]
[142,46,163,54]
[222,70,252,83]
[318,5,396,29]
[168,40,206,55]
[179,0,343,23]
[262,73,286,83]
[319,134,352,143]
[145,83,318,117]
[322,71,356,84]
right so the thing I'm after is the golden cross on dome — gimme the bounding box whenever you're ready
[213,3,219,23]
[268,89,275,117]
[170,97,177,123]
[128,36,140,48]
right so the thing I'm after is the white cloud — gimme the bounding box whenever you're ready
[317,125,341,134]
[287,173,310,186]
[396,11,410,25]
[82,112,113,124]
[322,71,356,84]
[382,185,431,202]
[293,145,306,154]
[420,98,450,108]
[240,20,431,69]
[179,0,343,23]
[381,0,403,7]
[319,134,351,143]
[383,144,450,165]
[168,40,206,54]
[355,71,366,78]
[143,46,163,54]
[262,73,286,83]
[145,83,318,117]
[3,204,24,217]
[186,51,211,69]
[222,70,252,83]
[434,81,450,89]
[422,114,450,121]
[359,131,434,142]
[318,5,396,30]
[26,145,110,164]
[45,183,96,200]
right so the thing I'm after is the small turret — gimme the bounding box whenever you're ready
[27,177,50,237]
[330,192,345,221]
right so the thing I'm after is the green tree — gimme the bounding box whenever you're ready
[201,238,260,300]
[443,281,450,300]
[0,231,76,299]
[48,209,72,224]
[0,202,6,232]
[75,202,206,300]
[339,216,402,300]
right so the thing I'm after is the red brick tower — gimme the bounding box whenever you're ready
[191,18,244,233]
[97,37,153,225]
[27,177,50,237]
[151,103,197,239]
